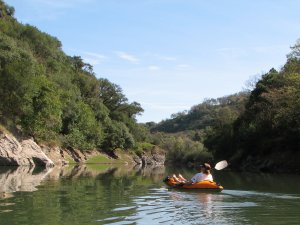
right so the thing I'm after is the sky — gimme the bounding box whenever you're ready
[5,0,300,122]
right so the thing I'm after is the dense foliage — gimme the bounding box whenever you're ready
[202,43,300,167]
[211,44,300,162]
[150,93,249,164]
[0,1,148,151]
[152,41,300,169]
[152,92,249,133]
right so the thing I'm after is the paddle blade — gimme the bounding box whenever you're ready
[214,160,228,170]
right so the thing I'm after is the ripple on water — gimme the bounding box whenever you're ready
[95,186,300,225]
[223,189,300,200]
[0,202,14,214]
[0,203,15,207]
[112,206,137,212]
[0,209,13,213]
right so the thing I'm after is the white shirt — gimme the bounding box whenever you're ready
[190,173,213,183]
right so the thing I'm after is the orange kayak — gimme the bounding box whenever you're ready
[163,177,223,191]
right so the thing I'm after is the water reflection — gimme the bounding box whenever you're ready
[0,166,52,194]
[214,171,300,194]
[0,164,165,197]
[1,165,300,224]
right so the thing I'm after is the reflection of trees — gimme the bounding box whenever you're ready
[0,164,168,224]
[214,171,300,193]
[0,164,166,196]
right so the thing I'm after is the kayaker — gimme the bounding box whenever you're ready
[172,163,213,184]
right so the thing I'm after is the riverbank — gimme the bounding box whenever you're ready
[228,151,300,174]
[0,130,165,168]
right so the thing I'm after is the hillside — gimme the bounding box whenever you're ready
[151,92,249,133]
[149,92,249,165]
[152,41,300,173]
[0,0,149,153]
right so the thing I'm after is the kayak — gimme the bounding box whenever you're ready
[163,176,223,191]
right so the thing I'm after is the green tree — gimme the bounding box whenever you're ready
[21,78,62,141]
[102,120,135,152]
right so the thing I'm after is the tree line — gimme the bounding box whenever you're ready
[151,41,300,169]
[0,1,150,153]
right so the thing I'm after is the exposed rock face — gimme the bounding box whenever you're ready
[0,132,54,167]
[114,146,166,166]
[141,146,165,166]
[0,132,20,166]
[20,139,54,167]
[0,131,166,168]
[40,145,69,166]
[132,155,142,165]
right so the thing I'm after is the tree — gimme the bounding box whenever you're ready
[21,78,62,141]
[64,101,104,150]
[102,120,135,152]
[0,2,146,153]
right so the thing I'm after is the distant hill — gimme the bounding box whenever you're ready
[151,92,249,133]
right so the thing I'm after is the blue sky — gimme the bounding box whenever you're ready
[6,0,300,122]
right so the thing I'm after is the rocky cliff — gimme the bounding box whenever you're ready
[0,132,54,167]
[0,131,165,168]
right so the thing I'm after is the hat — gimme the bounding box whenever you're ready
[200,163,211,170]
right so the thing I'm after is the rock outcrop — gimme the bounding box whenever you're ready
[0,132,54,168]
[0,131,166,168]
[114,146,165,167]
[140,146,166,166]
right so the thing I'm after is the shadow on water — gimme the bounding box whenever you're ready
[214,170,300,194]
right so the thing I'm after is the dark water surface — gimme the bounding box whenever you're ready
[0,165,300,225]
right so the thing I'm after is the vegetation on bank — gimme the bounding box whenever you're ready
[0,1,150,153]
[149,93,249,164]
[151,42,300,168]
[1,0,299,170]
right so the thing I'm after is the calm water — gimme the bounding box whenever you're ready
[1,164,300,225]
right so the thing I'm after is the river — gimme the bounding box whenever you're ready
[0,164,300,225]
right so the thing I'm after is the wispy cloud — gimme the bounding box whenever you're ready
[176,64,191,69]
[115,51,139,64]
[148,65,160,71]
[82,52,107,65]
[158,56,177,61]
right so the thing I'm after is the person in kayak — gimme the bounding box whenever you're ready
[172,163,213,184]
